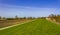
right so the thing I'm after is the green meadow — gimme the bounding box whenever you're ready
[0,19,60,35]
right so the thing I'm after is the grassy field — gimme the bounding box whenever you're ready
[0,19,60,35]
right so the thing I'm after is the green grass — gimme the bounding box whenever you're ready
[0,19,60,35]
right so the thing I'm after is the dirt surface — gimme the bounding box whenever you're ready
[46,18,60,25]
[0,19,32,28]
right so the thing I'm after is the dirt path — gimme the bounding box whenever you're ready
[0,19,32,28]
[46,18,60,25]
[0,19,37,30]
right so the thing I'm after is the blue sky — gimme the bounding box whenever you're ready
[0,0,60,18]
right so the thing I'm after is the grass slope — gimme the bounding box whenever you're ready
[0,19,60,35]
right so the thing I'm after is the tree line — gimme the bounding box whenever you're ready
[0,14,60,23]
[0,15,36,20]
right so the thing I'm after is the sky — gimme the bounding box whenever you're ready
[0,0,60,18]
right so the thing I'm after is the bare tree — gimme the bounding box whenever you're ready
[15,15,19,19]
[3,17,6,20]
[0,16,1,19]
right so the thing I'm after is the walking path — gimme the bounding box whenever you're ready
[46,18,60,25]
[0,19,37,30]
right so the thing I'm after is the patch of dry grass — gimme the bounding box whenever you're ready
[0,19,32,28]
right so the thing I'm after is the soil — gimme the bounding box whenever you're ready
[0,19,32,28]
[46,18,60,25]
